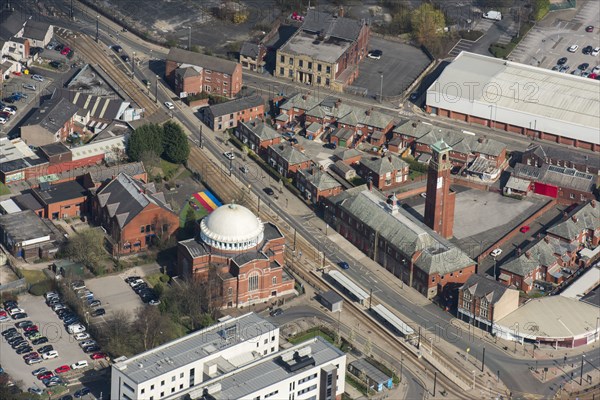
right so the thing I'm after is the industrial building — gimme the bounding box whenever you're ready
[426,52,600,152]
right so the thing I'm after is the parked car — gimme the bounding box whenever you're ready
[367,49,383,59]
[79,340,96,348]
[32,74,44,82]
[60,47,71,56]
[42,350,59,360]
[67,323,86,334]
[582,45,593,55]
[223,151,235,160]
[26,357,43,365]
[55,44,65,52]
[28,387,44,395]
[54,365,71,374]
[490,248,502,257]
[24,325,38,332]
[124,276,141,283]
[74,332,91,341]
[70,281,85,290]
[568,44,579,52]
[32,337,49,345]
[16,346,33,354]
[121,54,130,62]
[88,299,102,308]
[338,261,350,270]
[112,45,123,53]
[23,83,36,91]
[71,360,89,370]
[557,57,567,65]
[32,367,48,376]
[12,312,28,320]
[592,47,600,57]
[90,352,107,360]
[519,225,530,233]
[49,61,61,69]
[585,25,594,32]
[74,388,91,398]
[38,345,54,354]
[16,320,33,329]
[578,63,590,70]
[263,187,274,196]
[269,308,284,317]
[83,345,100,353]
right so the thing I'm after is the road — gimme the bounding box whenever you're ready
[25,2,600,399]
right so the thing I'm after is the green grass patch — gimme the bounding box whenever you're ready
[177,168,192,180]
[146,272,170,287]
[178,198,209,228]
[20,269,47,284]
[288,327,335,345]
[489,42,516,59]
[409,170,425,180]
[160,159,180,180]
[0,182,10,195]
[345,373,373,396]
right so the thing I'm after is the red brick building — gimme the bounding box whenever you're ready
[235,120,282,157]
[20,98,80,147]
[166,47,243,98]
[92,173,179,255]
[267,142,313,181]
[296,167,343,205]
[356,155,409,190]
[203,95,265,132]
[337,108,394,144]
[177,204,295,308]
[323,185,476,299]
[31,180,88,220]
[424,140,456,239]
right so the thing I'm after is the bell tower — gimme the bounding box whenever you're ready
[424,140,455,238]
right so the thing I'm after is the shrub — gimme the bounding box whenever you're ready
[29,280,54,296]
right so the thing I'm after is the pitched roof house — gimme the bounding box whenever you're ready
[92,173,179,255]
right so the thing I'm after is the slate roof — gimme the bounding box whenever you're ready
[500,237,560,276]
[240,41,261,58]
[207,95,264,118]
[96,173,174,229]
[298,168,342,191]
[167,47,238,75]
[547,202,600,242]
[306,122,322,133]
[329,186,474,275]
[279,93,322,112]
[305,97,355,120]
[39,142,70,158]
[33,180,87,205]
[359,155,407,176]
[12,193,43,211]
[175,67,200,79]
[302,10,365,41]
[0,10,25,40]
[22,98,80,135]
[460,274,511,304]
[239,120,280,141]
[61,90,129,121]
[512,163,596,192]
[23,20,51,41]
[268,142,311,166]
[338,108,394,130]
[333,148,361,161]
[524,144,600,170]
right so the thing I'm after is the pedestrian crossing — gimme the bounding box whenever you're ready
[448,39,475,57]
[496,21,517,45]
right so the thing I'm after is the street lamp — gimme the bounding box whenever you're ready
[155,75,159,103]
[96,15,99,42]
[229,148,233,176]
[400,351,405,383]
[188,26,192,50]
[580,354,586,385]
[132,51,136,77]
[379,74,383,103]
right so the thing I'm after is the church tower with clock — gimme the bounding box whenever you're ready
[424,139,456,238]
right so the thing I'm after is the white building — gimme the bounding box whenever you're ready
[167,336,346,400]
[110,313,280,400]
[426,51,600,152]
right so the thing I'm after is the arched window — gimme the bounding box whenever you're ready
[248,272,259,292]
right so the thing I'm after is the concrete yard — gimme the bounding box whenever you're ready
[84,275,144,321]
[352,37,431,98]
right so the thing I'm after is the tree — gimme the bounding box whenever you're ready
[411,4,446,47]
[181,207,197,239]
[126,123,164,161]
[95,310,136,356]
[162,121,190,164]
[364,337,373,356]
[532,0,550,21]
[132,306,174,351]
[63,228,107,274]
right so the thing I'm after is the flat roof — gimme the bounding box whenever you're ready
[0,199,20,214]
[280,30,352,64]
[180,337,344,400]
[349,358,391,385]
[560,265,600,300]
[112,313,277,384]
[33,180,87,205]
[427,52,600,145]
[320,290,343,305]
[328,270,369,302]
[496,296,600,340]
[0,210,52,242]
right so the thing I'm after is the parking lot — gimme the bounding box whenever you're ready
[0,294,94,392]
[1,72,53,135]
[352,37,431,98]
[85,274,145,322]
[511,0,600,74]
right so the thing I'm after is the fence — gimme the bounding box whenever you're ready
[344,85,368,97]
[0,278,27,294]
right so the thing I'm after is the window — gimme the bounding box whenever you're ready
[140,226,145,233]
[123,382,134,392]
[289,57,294,65]
[141,389,145,394]
[171,388,175,393]
[249,272,259,291]
[264,338,268,344]
[171,376,175,382]
[308,62,312,69]
[279,67,284,75]
[146,224,151,232]
[326,66,331,74]
[299,60,303,68]
[288,69,293,78]
[206,69,212,74]
[325,78,330,86]
[317,64,322,72]
[228,287,233,296]
[569,193,575,199]
[280,55,285,63]
[180,384,183,389]
[272,335,275,341]
[160,392,164,398]
[151,385,155,390]
[161,380,165,386]
[317,76,321,84]
[272,276,277,285]
[271,346,275,352]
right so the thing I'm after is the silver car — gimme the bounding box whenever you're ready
[23,83,36,91]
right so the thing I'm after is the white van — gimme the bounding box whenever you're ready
[68,323,86,334]
[483,11,502,21]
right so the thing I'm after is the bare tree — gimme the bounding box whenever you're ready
[132,306,173,351]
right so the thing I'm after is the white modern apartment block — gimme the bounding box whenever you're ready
[167,336,346,400]
[110,313,279,400]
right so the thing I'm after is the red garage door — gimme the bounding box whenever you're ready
[533,182,558,198]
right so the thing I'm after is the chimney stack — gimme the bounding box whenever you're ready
[525,251,531,259]
[517,248,522,256]
[368,176,373,192]
[591,200,596,208]
[388,155,392,163]
[335,99,341,108]
[338,6,344,18]
[543,236,550,243]
[412,121,418,128]
[365,109,371,116]
[302,94,307,100]
[571,215,578,223]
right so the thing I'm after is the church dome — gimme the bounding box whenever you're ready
[199,203,264,251]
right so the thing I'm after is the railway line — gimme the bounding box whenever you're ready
[56,32,163,120]
[185,145,484,400]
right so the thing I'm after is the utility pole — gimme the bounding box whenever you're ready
[379,74,383,103]
[433,371,437,397]
[368,288,372,309]
[132,51,136,78]
[188,26,192,50]
[155,75,159,103]
[96,15,99,42]
[481,347,485,372]
[198,125,203,148]
[293,228,296,251]
[418,326,421,349]
[70,0,73,19]
[580,354,585,385]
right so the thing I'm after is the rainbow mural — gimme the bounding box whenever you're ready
[192,190,222,213]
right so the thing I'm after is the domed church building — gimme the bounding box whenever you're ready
[177,203,295,308]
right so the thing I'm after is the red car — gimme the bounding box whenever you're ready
[55,365,71,374]
[589,73,598,79]
[520,226,530,233]
[37,372,54,380]
[24,325,38,332]
[60,47,71,55]
[90,352,107,360]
